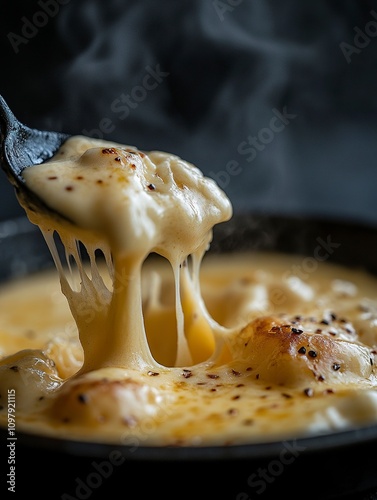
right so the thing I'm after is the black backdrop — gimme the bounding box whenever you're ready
[1,0,377,226]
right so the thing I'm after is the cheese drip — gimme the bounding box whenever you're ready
[21,137,232,373]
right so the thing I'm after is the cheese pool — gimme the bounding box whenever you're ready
[1,136,377,447]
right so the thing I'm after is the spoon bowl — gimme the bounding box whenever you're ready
[0,94,70,215]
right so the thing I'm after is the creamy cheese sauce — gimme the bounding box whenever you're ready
[1,136,377,446]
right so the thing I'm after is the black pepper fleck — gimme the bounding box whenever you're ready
[291,328,303,334]
[282,393,292,399]
[102,148,117,154]
[182,369,192,379]
[78,394,88,404]
[304,388,314,397]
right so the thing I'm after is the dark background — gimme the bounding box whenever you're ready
[1,0,377,226]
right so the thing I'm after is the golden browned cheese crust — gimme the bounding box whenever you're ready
[238,315,375,388]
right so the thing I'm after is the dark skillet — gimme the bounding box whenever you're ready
[1,213,377,500]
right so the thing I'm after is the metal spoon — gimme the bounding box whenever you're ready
[0,94,71,215]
